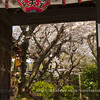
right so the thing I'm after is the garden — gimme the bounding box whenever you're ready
[10,21,98,100]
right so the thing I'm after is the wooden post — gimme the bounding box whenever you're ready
[0,9,12,100]
[79,72,82,100]
[96,0,100,99]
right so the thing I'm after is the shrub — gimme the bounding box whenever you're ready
[60,85,74,100]
[59,97,68,100]
[32,81,55,99]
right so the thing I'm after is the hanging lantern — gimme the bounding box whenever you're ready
[17,0,50,13]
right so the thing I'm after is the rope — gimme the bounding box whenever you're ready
[5,0,8,9]
[78,0,82,3]
[62,0,66,5]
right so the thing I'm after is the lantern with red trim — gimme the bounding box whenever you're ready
[17,0,50,13]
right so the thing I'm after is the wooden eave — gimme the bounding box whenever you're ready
[0,1,96,25]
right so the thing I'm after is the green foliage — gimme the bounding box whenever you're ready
[15,95,21,100]
[72,75,79,90]
[59,96,80,100]
[29,62,33,70]
[15,94,34,100]
[50,98,54,100]
[59,97,68,100]
[32,81,55,99]
[72,96,80,100]
[25,74,30,80]
[44,72,51,80]
[39,63,43,70]
[81,64,98,90]
[11,61,14,66]
[60,85,74,100]
[81,63,99,100]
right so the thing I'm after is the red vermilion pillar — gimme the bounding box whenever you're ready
[0,9,12,100]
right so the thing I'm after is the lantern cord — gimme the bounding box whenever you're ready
[78,0,82,3]
[62,0,66,5]
[5,0,8,9]
[32,0,33,4]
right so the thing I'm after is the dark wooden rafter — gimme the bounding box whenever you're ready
[1,1,96,25]
[0,0,2,4]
